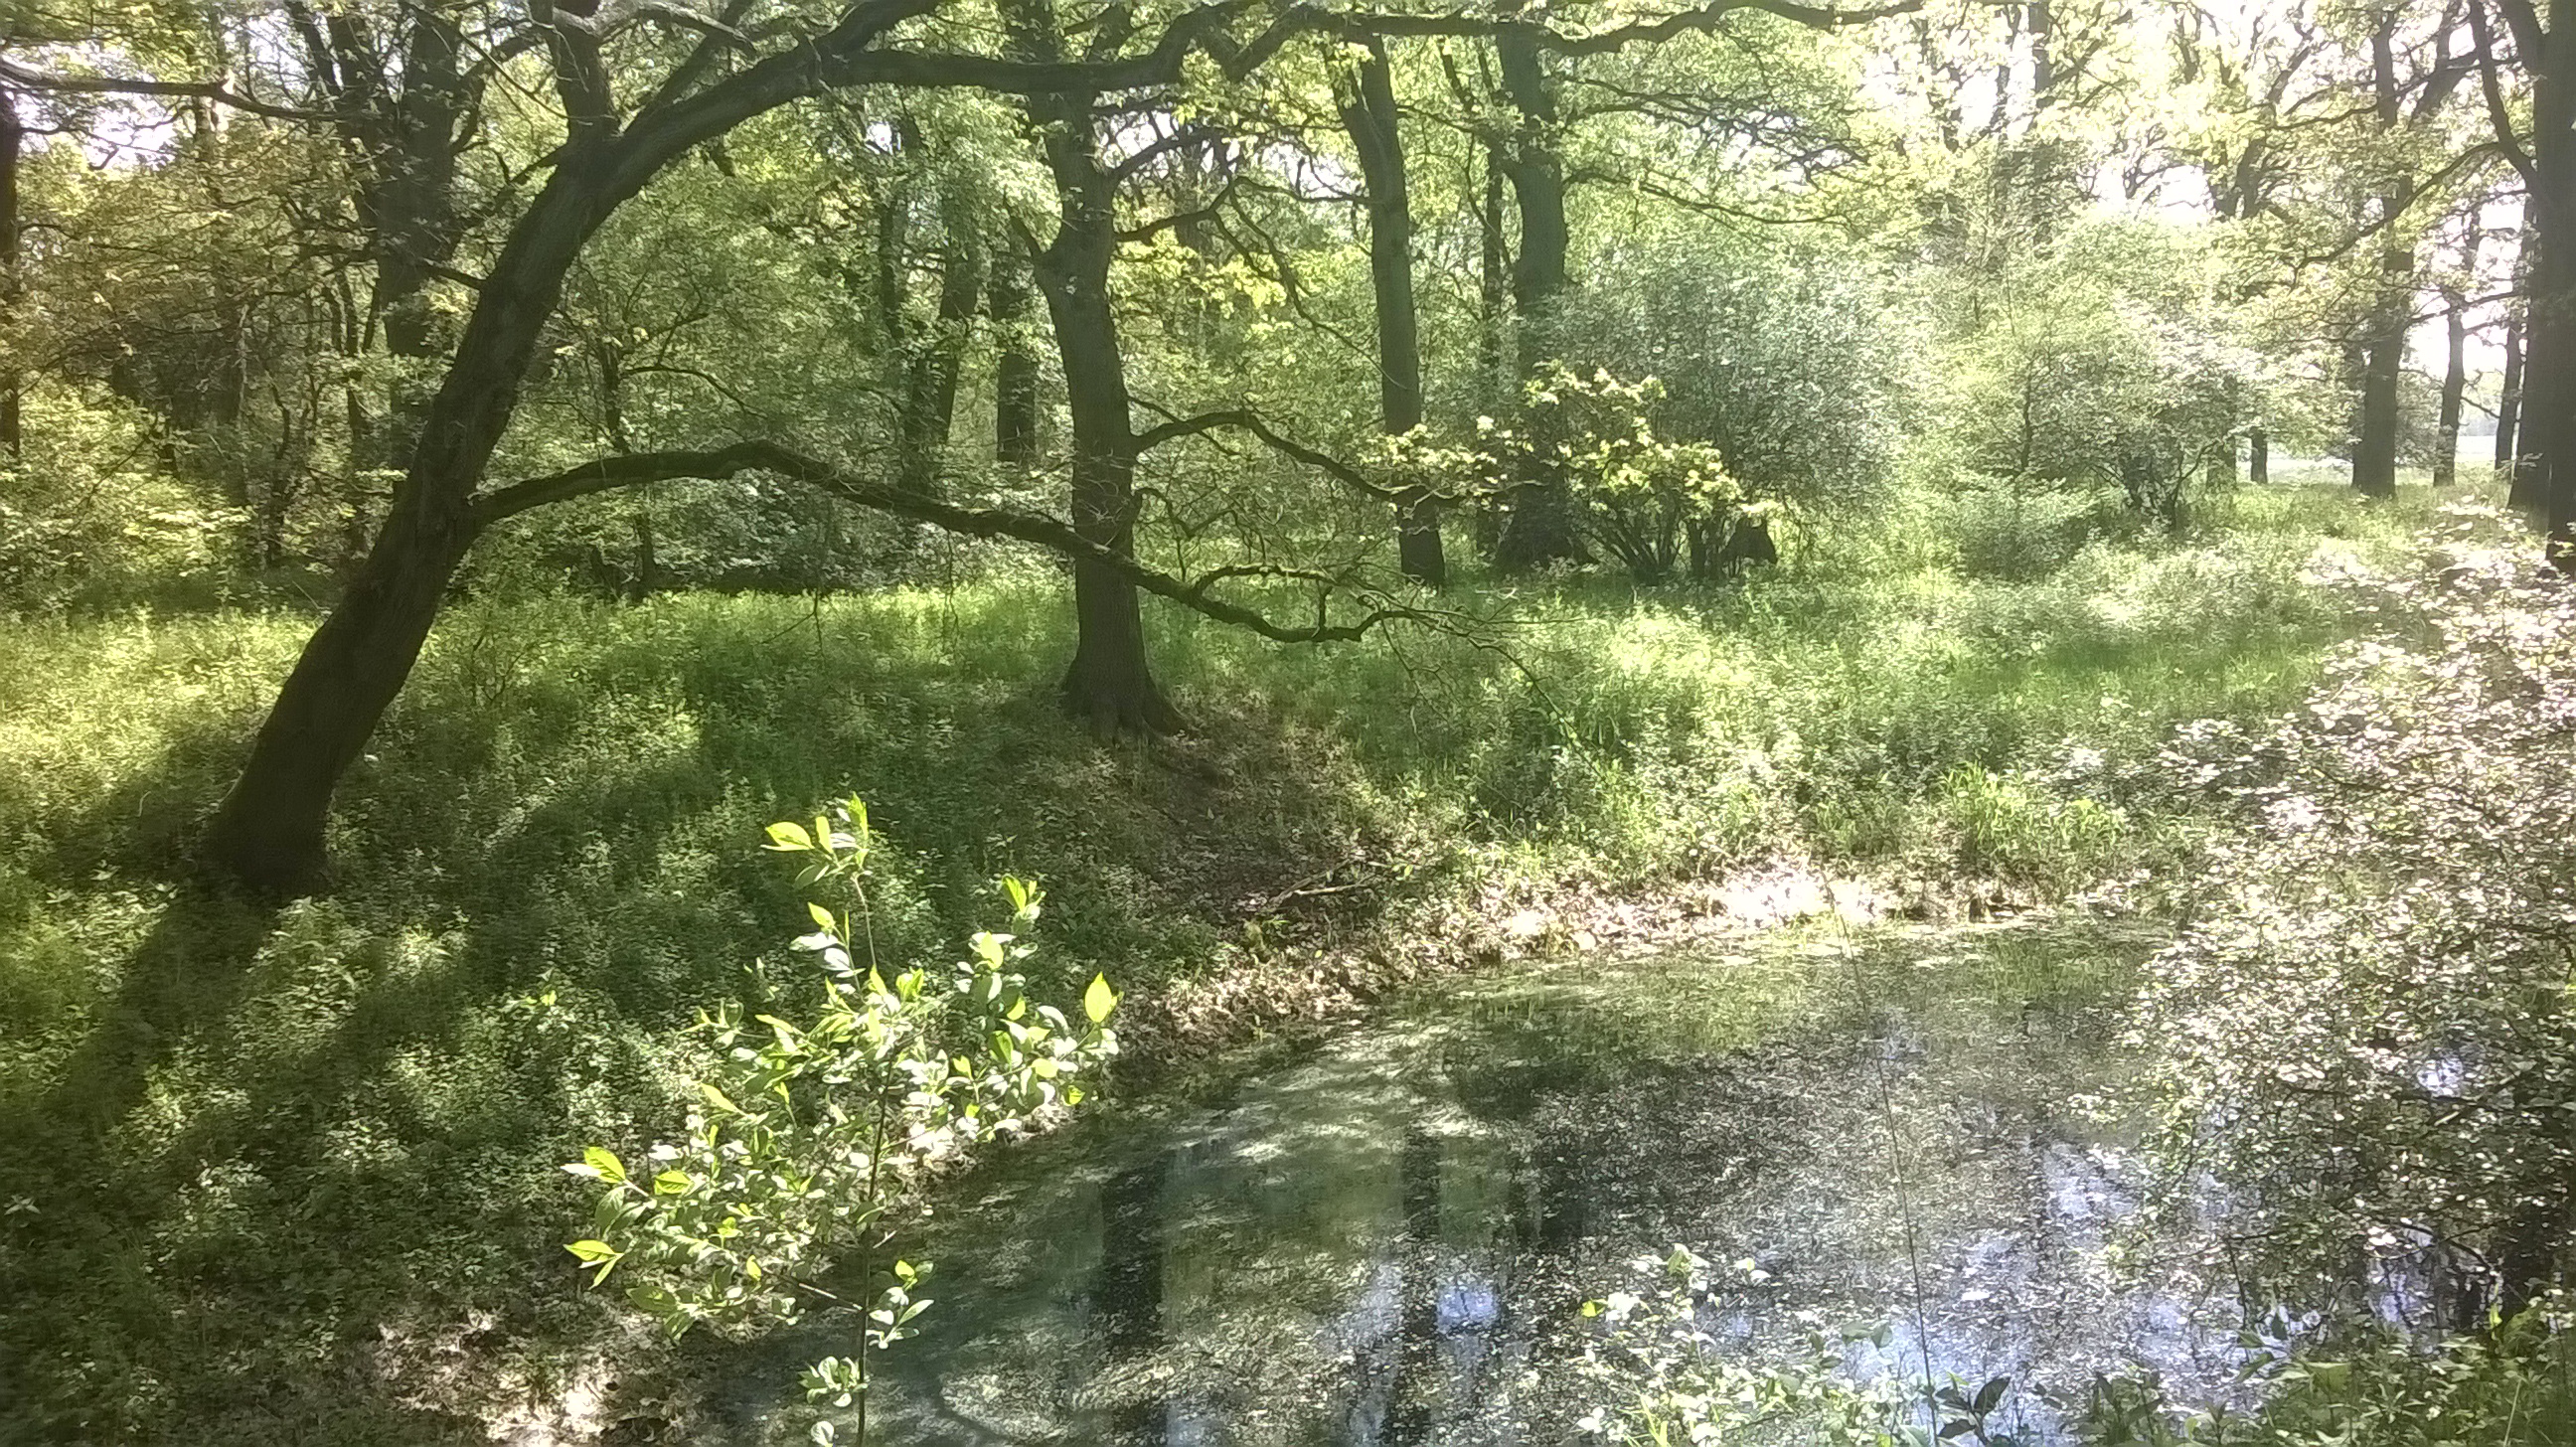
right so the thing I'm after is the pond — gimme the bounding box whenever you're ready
[726,918,2259,1445]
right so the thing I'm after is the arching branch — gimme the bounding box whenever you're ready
[468,441,1421,644]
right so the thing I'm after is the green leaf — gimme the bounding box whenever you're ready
[808,901,837,933]
[697,1081,741,1115]
[1084,973,1118,1026]
[565,1239,622,1285]
[764,821,813,851]
[579,1146,627,1186]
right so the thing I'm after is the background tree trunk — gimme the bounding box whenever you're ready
[2436,286,2469,487]
[2434,214,2480,489]
[1340,38,1443,586]
[1489,25,1582,571]
[2249,425,2268,484]
[990,247,1043,473]
[2351,226,2411,500]
[2532,7,2576,559]
[896,225,981,496]
[2497,303,2524,479]
[1,86,20,456]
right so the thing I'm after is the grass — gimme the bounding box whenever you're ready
[0,480,2443,1441]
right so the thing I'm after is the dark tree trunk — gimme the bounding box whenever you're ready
[0,110,20,461]
[202,160,623,893]
[1478,143,1509,405]
[2537,220,2576,555]
[1,86,20,456]
[2534,7,2576,558]
[896,223,981,496]
[873,118,912,373]
[352,6,475,468]
[2027,0,2055,98]
[2350,11,2453,502]
[989,246,1043,473]
[2435,213,2480,489]
[2497,304,2525,481]
[1489,26,1583,571]
[2436,288,2469,487]
[1044,243,1174,730]
[1010,0,1177,733]
[1339,38,1443,586]
[2249,425,2269,484]
[2352,226,2412,500]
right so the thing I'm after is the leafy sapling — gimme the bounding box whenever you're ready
[564,798,1118,1443]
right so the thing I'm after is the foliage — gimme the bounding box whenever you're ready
[2082,1301,2576,1446]
[565,800,1116,1435]
[2135,507,2576,1314]
[0,387,242,611]
[1563,232,1909,516]
[1575,1245,2023,1447]
[1930,221,2276,529]
[1498,367,1744,583]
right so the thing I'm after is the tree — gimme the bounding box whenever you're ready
[1338,36,1445,585]
[1002,0,1184,733]
[2348,5,2470,500]
[2459,0,2576,559]
[12,0,1924,893]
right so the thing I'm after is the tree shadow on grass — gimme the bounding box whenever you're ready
[0,598,1440,1445]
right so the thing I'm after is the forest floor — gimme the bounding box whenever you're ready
[0,479,2453,1442]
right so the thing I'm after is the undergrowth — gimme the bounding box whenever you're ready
[0,482,2439,1440]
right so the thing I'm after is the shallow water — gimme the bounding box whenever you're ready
[733,919,2258,1445]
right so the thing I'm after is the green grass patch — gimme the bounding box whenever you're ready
[0,482,2440,1440]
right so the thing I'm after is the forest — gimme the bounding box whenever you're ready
[3,0,2575,1440]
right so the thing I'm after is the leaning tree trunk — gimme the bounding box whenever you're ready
[197,0,938,893]
[1339,37,1443,586]
[201,161,620,893]
[1488,25,1583,571]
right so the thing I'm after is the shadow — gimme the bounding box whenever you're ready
[0,589,1435,1443]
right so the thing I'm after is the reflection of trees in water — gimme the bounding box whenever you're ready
[1095,1152,1171,1445]
[867,930,2391,1445]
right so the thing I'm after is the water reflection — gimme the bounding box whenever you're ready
[755,921,2264,1445]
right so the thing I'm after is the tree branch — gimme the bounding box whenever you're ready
[0,60,339,124]
[468,440,1414,643]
